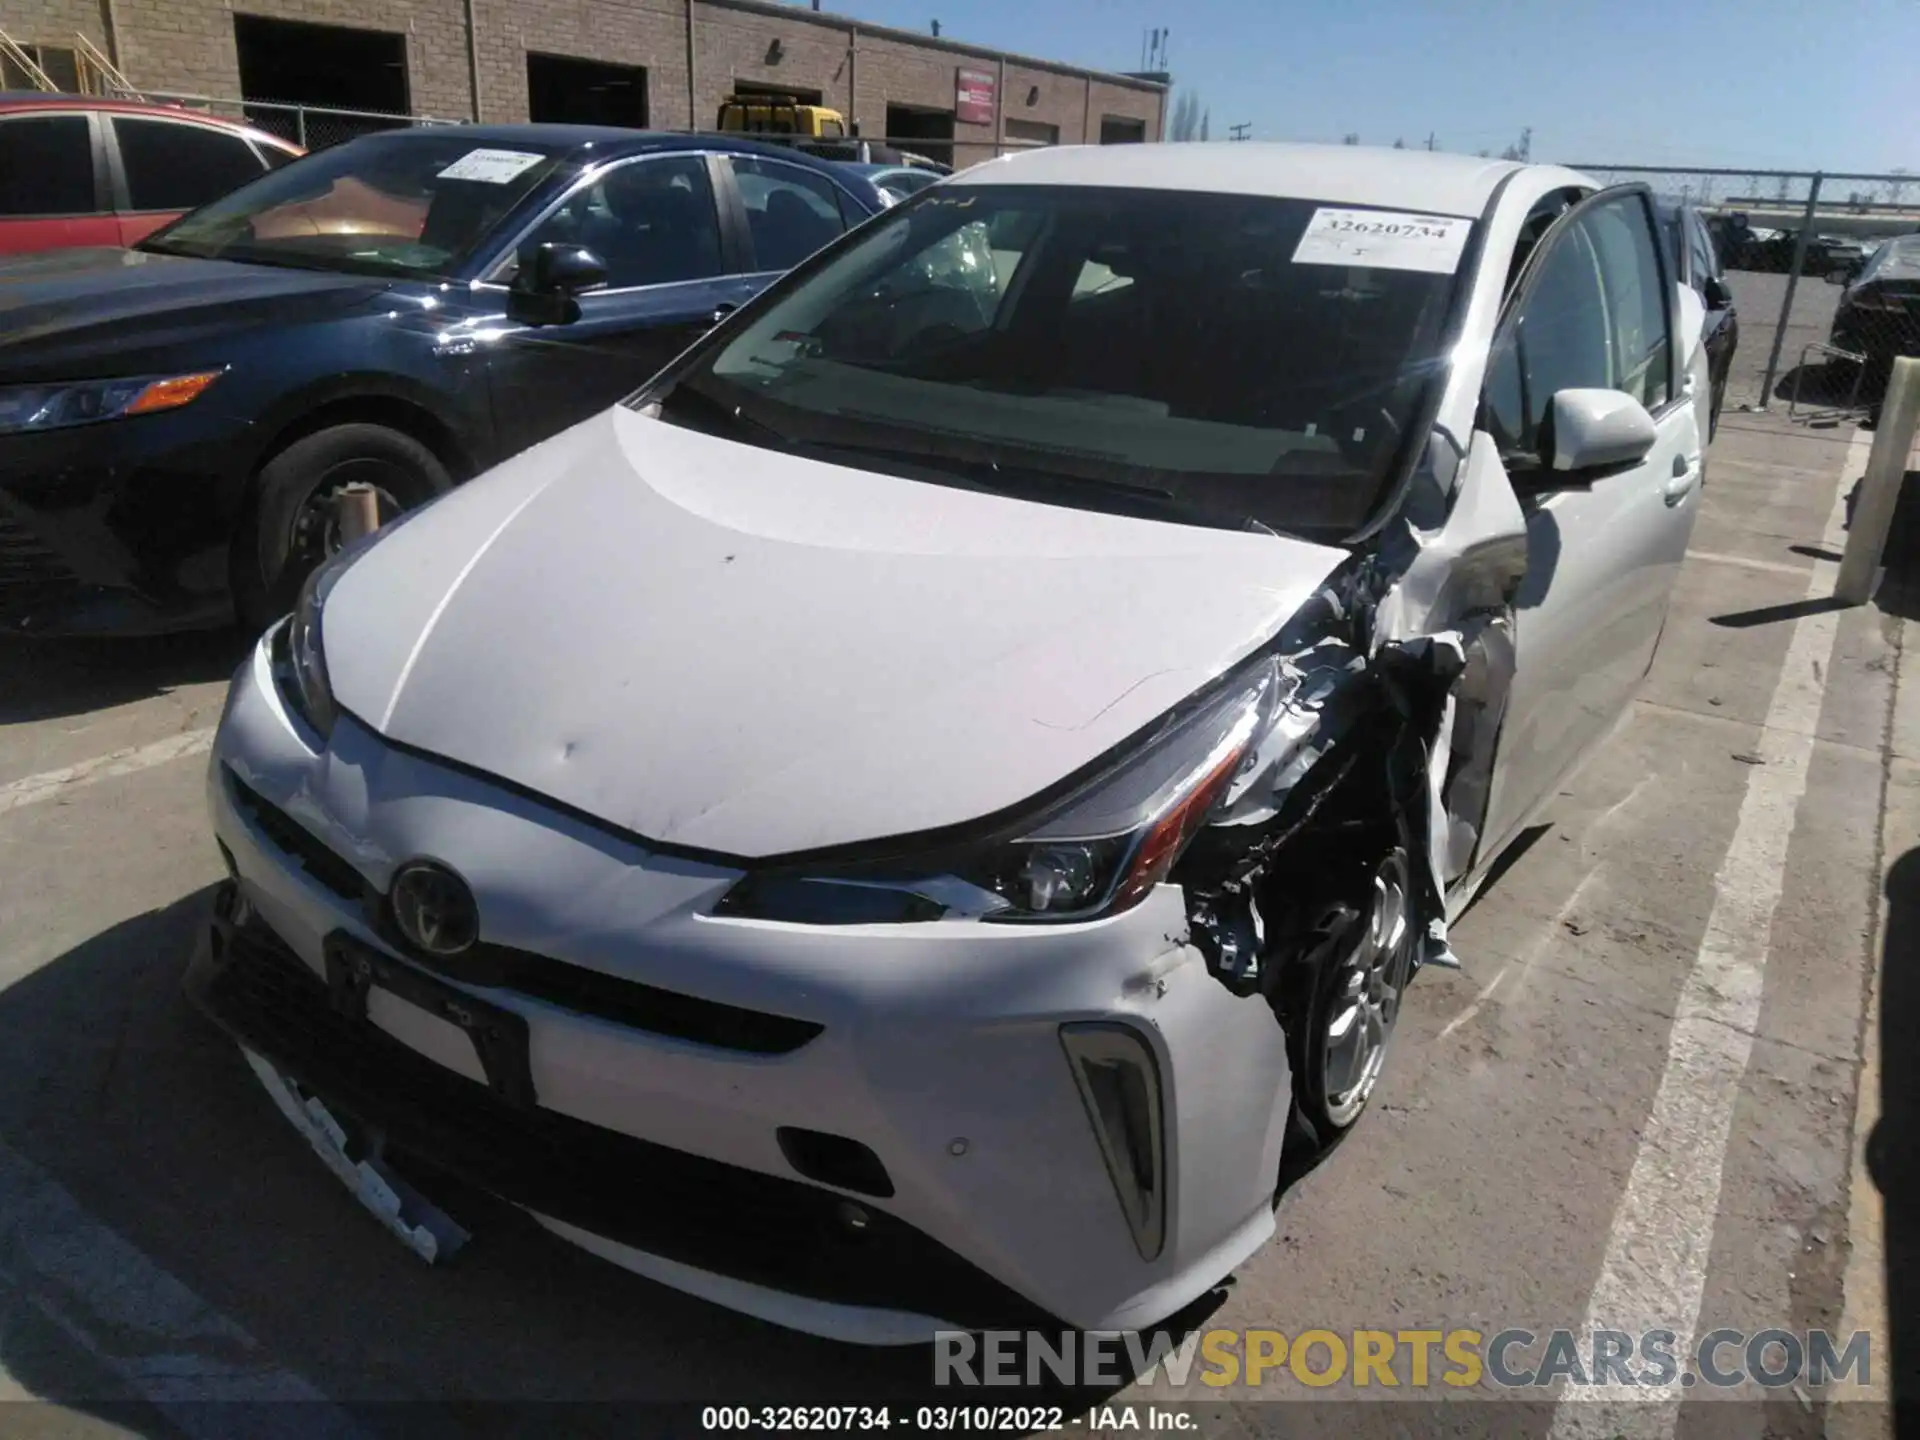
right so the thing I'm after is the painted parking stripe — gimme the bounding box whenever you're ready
[1549,432,1865,1436]
[1683,548,1813,578]
[0,728,215,818]
[0,1135,362,1436]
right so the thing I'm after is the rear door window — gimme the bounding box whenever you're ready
[0,115,96,216]
[114,117,268,212]
[728,156,850,271]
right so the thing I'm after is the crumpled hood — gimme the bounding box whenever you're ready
[322,408,1350,857]
[0,248,382,377]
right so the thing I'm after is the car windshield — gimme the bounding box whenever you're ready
[641,185,1469,540]
[140,133,570,279]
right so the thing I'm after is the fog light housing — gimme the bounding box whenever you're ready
[1060,1022,1166,1261]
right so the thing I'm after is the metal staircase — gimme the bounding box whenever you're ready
[0,30,58,90]
[0,29,140,95]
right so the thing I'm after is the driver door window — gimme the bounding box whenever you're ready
[514,155,723,290]
[1483,192,1671,457]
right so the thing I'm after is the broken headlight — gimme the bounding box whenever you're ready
[716,656,1285,925]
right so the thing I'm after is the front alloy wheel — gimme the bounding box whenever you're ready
[1320,849,1414,1127]
[1286,845,1419,1140]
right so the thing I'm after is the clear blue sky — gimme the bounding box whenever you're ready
[824,0,1918,174]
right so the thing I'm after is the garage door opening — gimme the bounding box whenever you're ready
[884,103,953,167]
[527,54,647,126]
[1100,116,1146,144]
[1005,118,1058,151]
[234,15,409,147]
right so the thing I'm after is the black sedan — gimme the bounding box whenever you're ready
[1832,235,1920,380]
[0,125,887,636]
[1656,196,1739,437]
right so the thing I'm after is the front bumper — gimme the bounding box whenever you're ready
[196,634,1294,1337]
[0,408,249,635]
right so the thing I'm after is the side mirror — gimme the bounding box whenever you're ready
[507,243,607,327]
[1703,275,1734,310]
[1545,389,1658,476]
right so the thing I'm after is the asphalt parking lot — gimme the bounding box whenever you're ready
[1722,267,1849,414]
[0,408,1910,1438]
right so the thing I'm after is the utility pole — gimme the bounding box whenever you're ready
[1426,131,1435,151]
[1229,122,1250,142]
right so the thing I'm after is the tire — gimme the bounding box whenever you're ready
[233,422,452,634]
[1279,842,1420,1146]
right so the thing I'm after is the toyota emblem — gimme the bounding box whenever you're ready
[389,861,480,956]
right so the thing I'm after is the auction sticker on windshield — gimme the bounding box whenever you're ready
[436,149,546,184]
[1292,208,1472,274]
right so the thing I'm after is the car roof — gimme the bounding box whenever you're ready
[0,91,301,148]
[950,141,1547,219]
[350,124,877,184]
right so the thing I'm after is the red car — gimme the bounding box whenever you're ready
[0,94,302,254]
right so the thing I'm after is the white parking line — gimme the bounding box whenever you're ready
[1684,548,1814,578]
[1549,432,1865,1437]
[0,1135,362,1436]
[0,729,215,818]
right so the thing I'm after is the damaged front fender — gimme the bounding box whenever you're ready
[1176,425,1530,1004]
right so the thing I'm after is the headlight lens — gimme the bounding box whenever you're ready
[0,371,224,436]
[716,656,1285,925]
[275,508,424,740]
[285,560,338,738]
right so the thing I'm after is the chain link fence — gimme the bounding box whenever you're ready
[107,88,457,152]
[1576,166,1920,420]
[107,88,1050,166]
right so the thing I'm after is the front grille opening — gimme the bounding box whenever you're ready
[776,1126,895,1198]
[225,768,367,902]
[502,951,824,1056]
[0,516,83,624]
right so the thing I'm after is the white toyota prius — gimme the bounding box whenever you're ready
[191,143,1709,1343]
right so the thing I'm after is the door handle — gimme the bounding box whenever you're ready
[710,303,738,326]
[1664,453,1701,505]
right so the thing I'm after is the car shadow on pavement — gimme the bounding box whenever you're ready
[0,888,1250,1434]
[1872,473,1918,1437]
[0,630,251,726]
[1880,472,1920,625]
[1871,847,1919,1435]
[1771,360,1877,416]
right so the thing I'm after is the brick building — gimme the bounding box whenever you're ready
[1,0,1165,165]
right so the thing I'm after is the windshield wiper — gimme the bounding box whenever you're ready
[654,382,790,447]
[787,437,1281,538]
[975,462,1282,538]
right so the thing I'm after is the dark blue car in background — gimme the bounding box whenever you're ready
[0,125,887,635]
